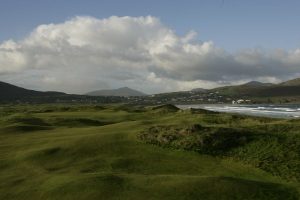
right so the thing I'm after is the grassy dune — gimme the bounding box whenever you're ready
[0,104,299,199]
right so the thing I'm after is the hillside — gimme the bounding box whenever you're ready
[210,81,272,96]
[280,78,300,86]
[0,81,65,101]
[0,81,130,103]
[147,77,300,104]
[86,87,146,96]
[212,78,300,98]
[191,88,207,92]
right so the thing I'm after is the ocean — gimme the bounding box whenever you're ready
[176,104,300,119]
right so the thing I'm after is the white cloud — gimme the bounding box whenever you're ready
[0,16,300,94]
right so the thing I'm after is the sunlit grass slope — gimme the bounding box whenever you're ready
[0,104,299,199]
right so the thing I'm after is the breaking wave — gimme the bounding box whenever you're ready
[177,104,300,119]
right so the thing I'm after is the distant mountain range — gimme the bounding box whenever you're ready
[86,87,146,97]
[0,81,130,103]
[1,77,300,103]
[0,82,146,103]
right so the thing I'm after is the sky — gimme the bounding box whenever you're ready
[0,0,300,94]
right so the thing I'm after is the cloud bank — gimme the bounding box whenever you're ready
[0,16,300,93]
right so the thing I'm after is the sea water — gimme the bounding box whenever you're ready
[176,104,300,119]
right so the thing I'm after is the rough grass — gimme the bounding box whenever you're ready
[0,104,299,199]
[139,125,252,154]
[139,109,300,183]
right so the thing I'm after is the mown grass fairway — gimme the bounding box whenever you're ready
[0,104,299,199]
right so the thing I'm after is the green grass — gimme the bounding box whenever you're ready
[0,104,299,199]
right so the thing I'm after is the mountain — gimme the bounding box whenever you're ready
[0,81,65,101]
[86,87,146,97]
[242,81,274,87]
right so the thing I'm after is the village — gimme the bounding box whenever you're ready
[125,91,253,105]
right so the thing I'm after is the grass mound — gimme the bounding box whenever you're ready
[51,118,114,127]
[139,124,251,154]
[189,108,219,114]
[229,133,300,181]
[1,115,53,132]
[15,175,296,200]
[112,104,146,112]
[6,115,51,126]
[150,104,180,113]
[3,125,53,132]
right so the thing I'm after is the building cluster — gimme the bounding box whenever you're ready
[125,91,247,105]
[232,99,252,104]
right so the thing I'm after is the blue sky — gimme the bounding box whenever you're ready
[1,0,300,52]
[1,0,300,93]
